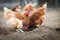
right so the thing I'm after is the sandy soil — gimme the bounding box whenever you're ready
[0,8,60,40]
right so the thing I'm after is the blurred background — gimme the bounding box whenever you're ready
[0,0,60,10]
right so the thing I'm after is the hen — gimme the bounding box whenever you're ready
[29,2,47,27]
[3,2,47,31]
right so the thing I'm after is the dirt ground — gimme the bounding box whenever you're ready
[0,8,60,40]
